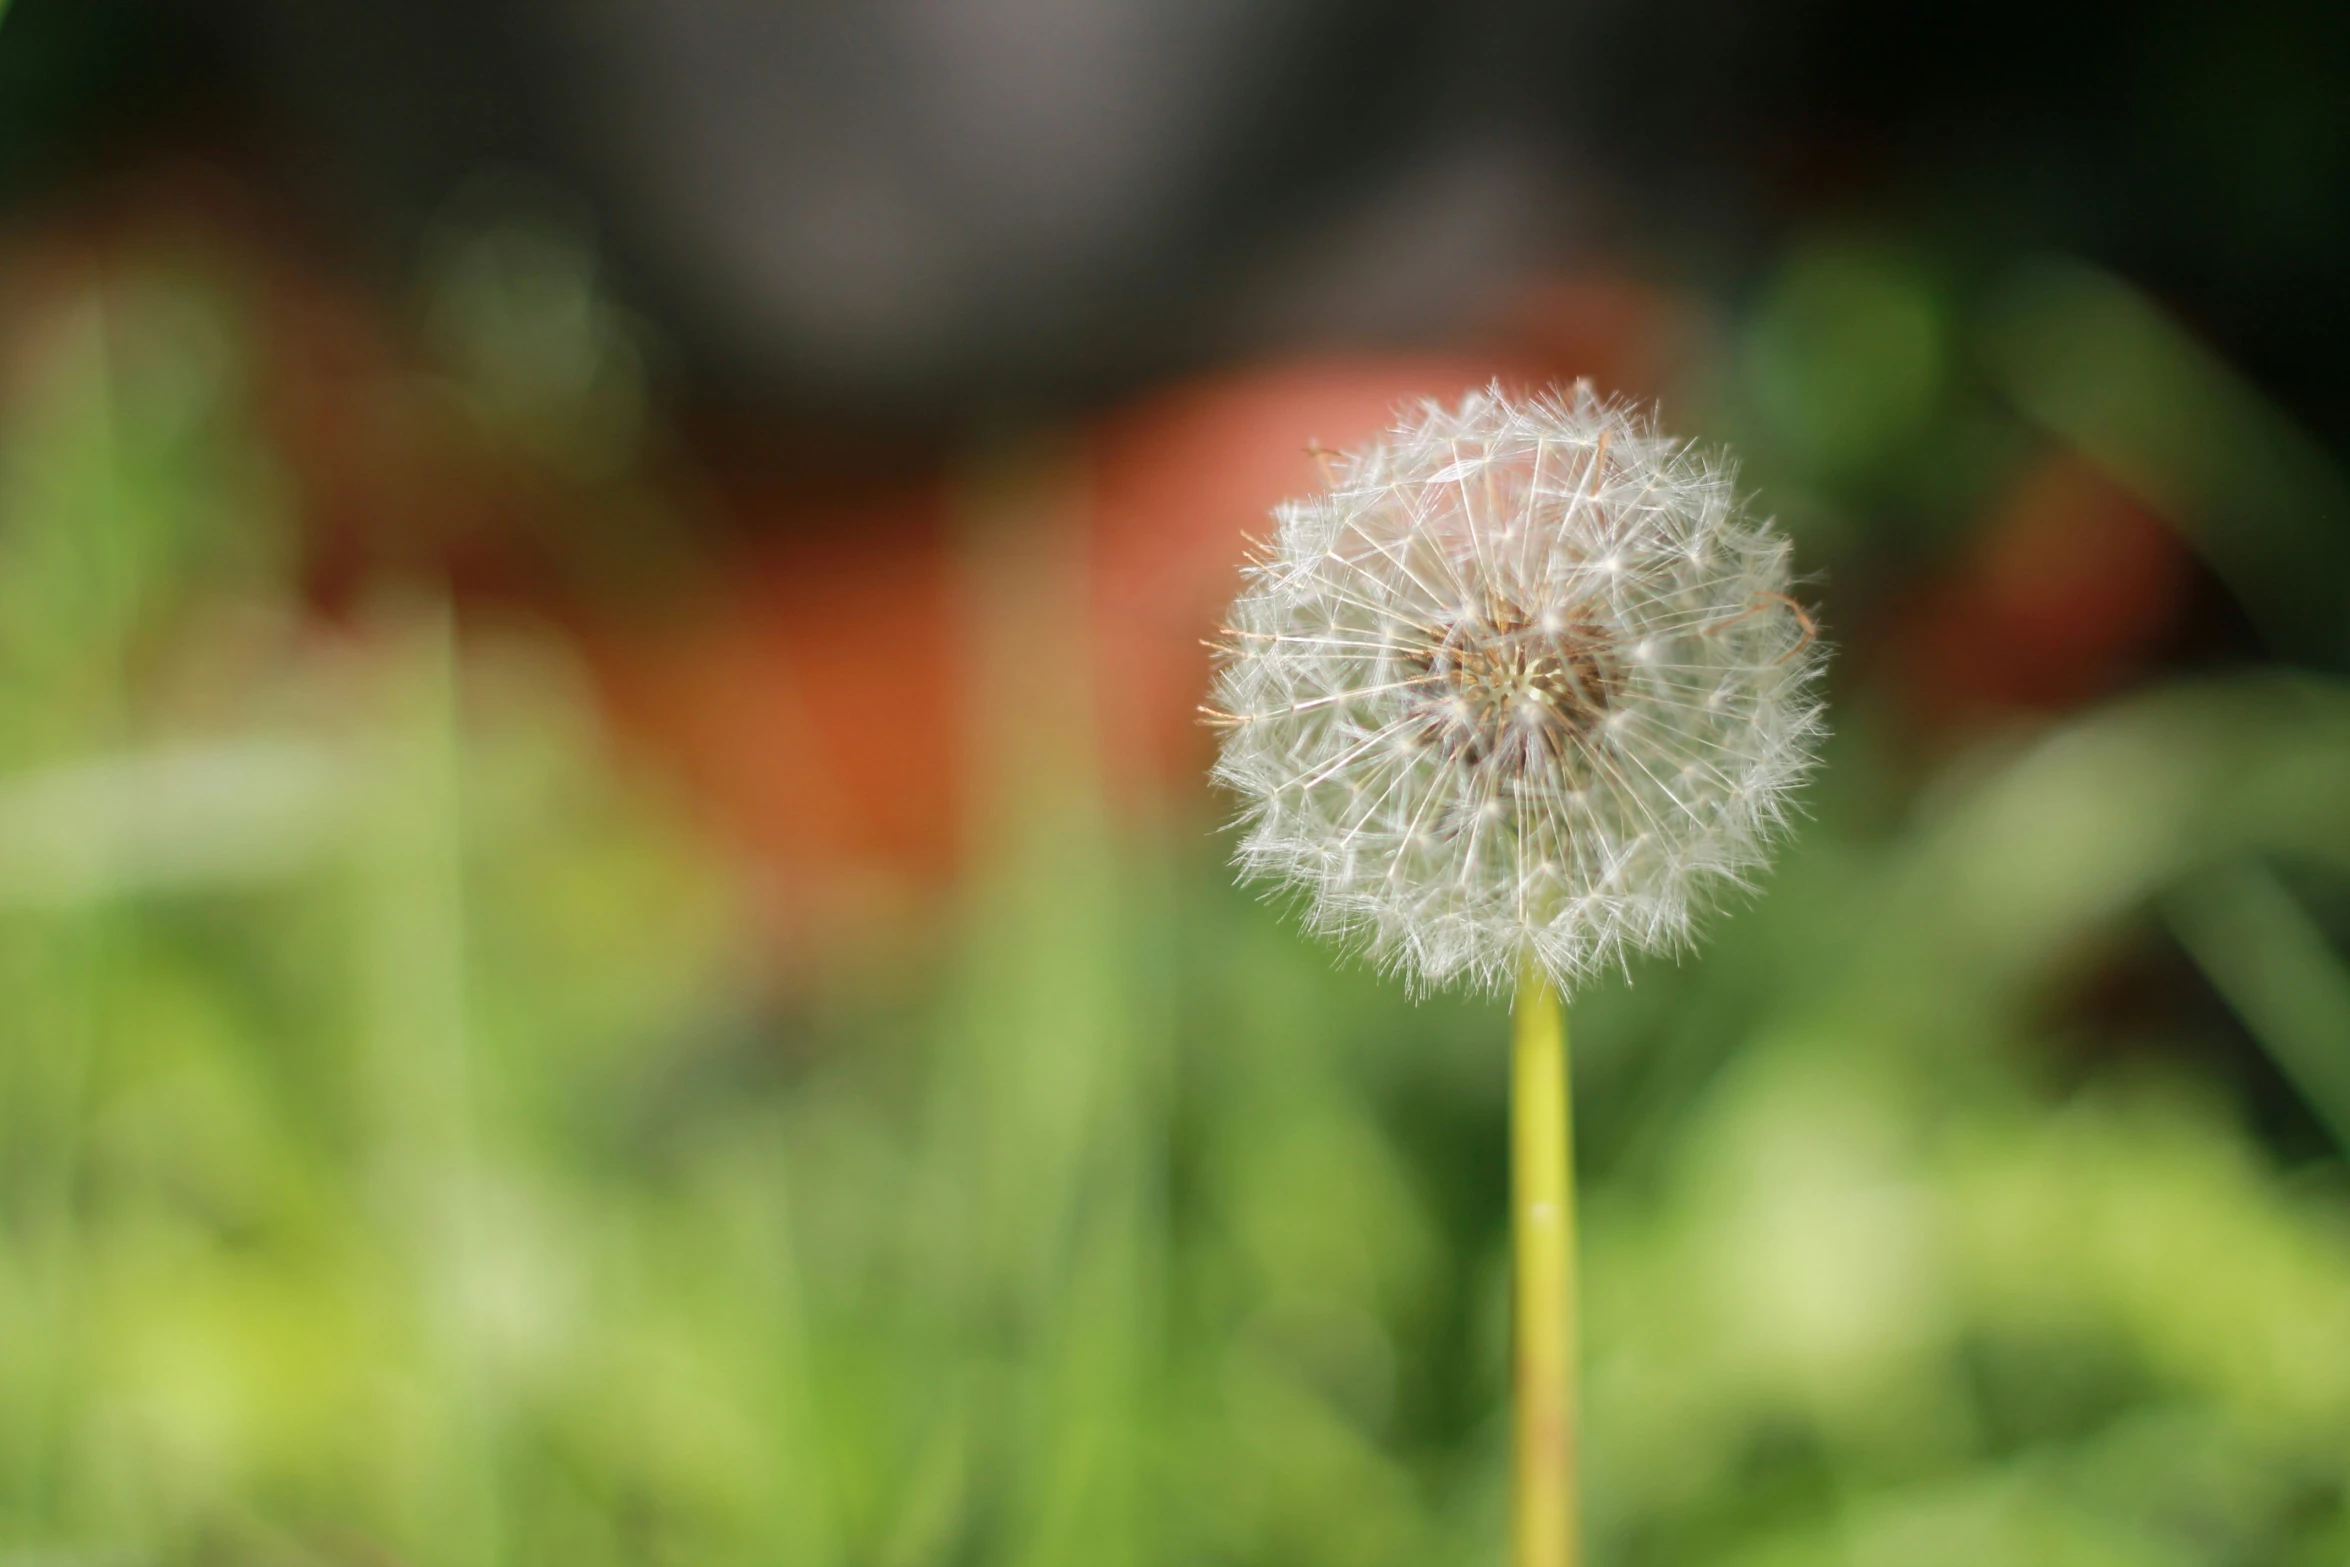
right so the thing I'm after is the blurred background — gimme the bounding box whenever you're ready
[1,0,2348,1562]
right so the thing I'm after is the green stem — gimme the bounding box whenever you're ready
[1511,963,1576,1567]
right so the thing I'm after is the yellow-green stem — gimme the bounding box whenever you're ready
[1511,963,1576,1567]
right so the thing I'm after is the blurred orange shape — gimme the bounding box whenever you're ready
[1896,452,2190,725]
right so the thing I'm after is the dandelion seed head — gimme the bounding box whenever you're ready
[1209,383,1827,996]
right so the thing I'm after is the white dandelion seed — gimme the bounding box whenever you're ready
[1207,383,1827,995]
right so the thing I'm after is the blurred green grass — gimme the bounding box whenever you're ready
[3,251,2350,1567]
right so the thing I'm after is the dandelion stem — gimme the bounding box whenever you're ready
[1511,961,1576,1567]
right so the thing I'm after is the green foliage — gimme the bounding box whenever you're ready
[2,254,2349,1566]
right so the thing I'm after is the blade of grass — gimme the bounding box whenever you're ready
[353,593,505,1567]
[2167,860,2350,1153]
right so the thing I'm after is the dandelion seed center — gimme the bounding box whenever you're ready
[1403,596,1620,769]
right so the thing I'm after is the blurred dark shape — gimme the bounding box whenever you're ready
[2,0,2335,451]
[210,0,1563,424]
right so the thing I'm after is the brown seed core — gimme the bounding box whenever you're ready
[1402,599,1620,769]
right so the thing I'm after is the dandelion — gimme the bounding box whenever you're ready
[1209,382,1822,995]
[1205,383,1824,1566]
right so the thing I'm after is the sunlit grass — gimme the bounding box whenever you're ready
[1,251,2348,1566]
